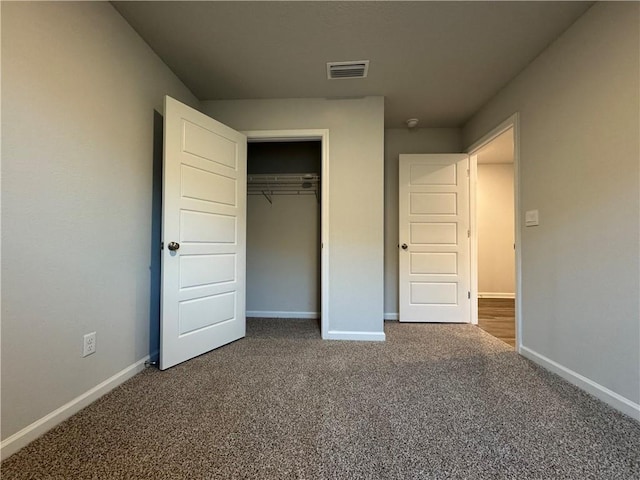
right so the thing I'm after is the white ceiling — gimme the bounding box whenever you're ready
[113,1,592,128]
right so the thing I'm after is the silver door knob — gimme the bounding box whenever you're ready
[401,243,408,250]
[168,241,180,251]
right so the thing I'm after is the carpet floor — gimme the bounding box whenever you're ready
[2,319,639,479]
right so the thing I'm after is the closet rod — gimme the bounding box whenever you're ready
[247,173,320,203]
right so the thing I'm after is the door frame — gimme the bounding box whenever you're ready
[466,113,522,352]
[242,129,330,339]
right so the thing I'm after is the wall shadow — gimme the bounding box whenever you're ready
[149,110,163,362]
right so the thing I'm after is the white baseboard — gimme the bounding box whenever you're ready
[520,346,640,421]
[1,356,150,460]
[478,292,515,299]
[384,312,399,321]
[246,310,319,319]
[324,330,386,341]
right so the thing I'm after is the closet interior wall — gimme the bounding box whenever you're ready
[246,141,322,319]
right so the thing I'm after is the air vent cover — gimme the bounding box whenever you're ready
[326,60,369,80]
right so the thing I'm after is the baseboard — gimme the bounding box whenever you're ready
[246,310,319,319]
[1,356,150,460]
[384,312,399,321]
[520,346,640,421]
[324,330,386,341]
[478,292,515,299]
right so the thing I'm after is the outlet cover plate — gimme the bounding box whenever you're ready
[83,332,96,357]
[525,209,539,227]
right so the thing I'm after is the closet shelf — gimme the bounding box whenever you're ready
[247,173,320,204]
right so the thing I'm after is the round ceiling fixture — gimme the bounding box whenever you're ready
[406,118,419,129]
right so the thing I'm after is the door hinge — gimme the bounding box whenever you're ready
[468,291,471,299]
[467,169,470,177]
[467,230,470,238]
[161,242,164,250]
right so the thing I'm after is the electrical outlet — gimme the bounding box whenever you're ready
[83,332,96,357]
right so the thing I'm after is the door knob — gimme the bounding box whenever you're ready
[168,241,180,251]
[401,243,408,250]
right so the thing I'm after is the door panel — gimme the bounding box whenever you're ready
[180,211,236,243]
[410,193,457,215]
[410,162,457,184]
[181,165,236,205]
[399,154,470,323]
[411,282,458,304]
[410,222,457,244]
[178,293,236,335]
[161,96,246,370]
[182,120,238,168]
[411,253,458,274]
[179,255,236,288]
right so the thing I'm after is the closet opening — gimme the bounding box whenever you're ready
[245,137,325,335]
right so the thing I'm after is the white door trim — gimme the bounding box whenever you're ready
[467,113,522,352]
[242,129,330,339]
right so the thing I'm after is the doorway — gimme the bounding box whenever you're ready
[244,130,330,338]
[246,140,321,325]
[475,129,515,347]
[469,117,520,350]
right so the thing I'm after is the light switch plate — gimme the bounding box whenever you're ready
[525,209,539,227]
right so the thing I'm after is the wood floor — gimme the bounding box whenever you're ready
[477,298,515,348]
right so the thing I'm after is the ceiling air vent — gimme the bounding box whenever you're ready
[326,60,369,80]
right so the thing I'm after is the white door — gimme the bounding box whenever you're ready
[161,96,247,370]
[399,154,470,323]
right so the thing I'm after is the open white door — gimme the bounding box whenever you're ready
[399,154,470,323]
[161,96,247,370]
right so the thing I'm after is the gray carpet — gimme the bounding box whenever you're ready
[2,319,639,479]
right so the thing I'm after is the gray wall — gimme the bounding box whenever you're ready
[384,128,462,317]
[1,2,199,439]
[247,195,320,315]
[464,2,640,408]
[202,97,385,337]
